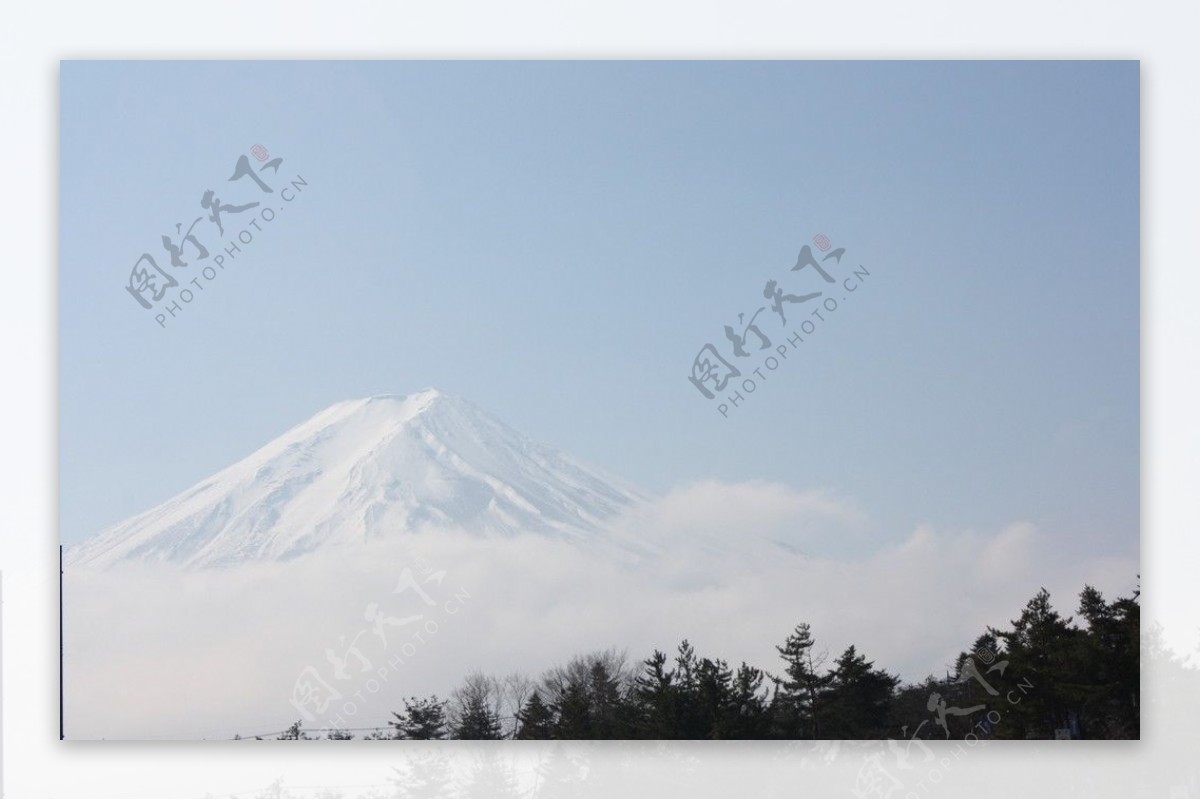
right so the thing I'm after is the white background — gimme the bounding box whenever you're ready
[2,1,1197,797]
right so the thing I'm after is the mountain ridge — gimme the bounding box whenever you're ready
[66,389,649,569]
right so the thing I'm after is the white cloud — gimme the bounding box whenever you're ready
[63,482,1137,740]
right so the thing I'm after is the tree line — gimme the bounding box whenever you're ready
[265,581,1138,741]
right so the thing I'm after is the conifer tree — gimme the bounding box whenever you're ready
[515,689,556,739]
[551,679,592,739]
[992,588,1082,738]
[819,645,898,739]
[391,695,449,740]
[775,623,829,738]
[633,649,678,738]
[726,662,770,738]
[451,673,503,740]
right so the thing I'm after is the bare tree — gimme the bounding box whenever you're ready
[449,671,503,739]
[499,672,536,739]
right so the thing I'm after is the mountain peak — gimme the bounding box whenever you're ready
[364,387,447,405]
[351,388,456,420]
[67,390,645,569]
[300,389,461,436]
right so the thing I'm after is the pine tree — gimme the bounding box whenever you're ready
[451,674,503,740]
[277,719,310,740]
[515,689,556,739]
[551,678,592,739]
[453,695,503,739]
[775,623,829,738]
[672,640,709,738]
[693,656,734,738]
[1076,584,1140,737]
[942,631,1006,738]
[587,660,625,739]
[992,588,1082,738]
[540,650,630,739]
[633,649,678,738]
[726,662,770,738]
[391,695,449,740]
[819,645,898,739]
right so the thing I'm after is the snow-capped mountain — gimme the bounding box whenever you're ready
[67,390,650,569]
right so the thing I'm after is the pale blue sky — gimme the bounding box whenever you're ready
[60,61,1138,559]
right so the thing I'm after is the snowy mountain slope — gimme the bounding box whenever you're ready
[66,390,651,569]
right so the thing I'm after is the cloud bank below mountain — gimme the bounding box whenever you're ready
[64,479,1136,740]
